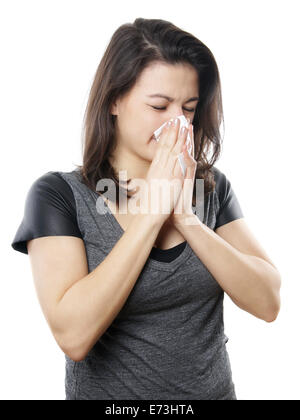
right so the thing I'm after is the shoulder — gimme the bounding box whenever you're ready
[210,166,244,230]
[211,166,237,210]
[11,170,81,255]
[27,171,76,215]
[211,166,229,203]
[30,170,72,194]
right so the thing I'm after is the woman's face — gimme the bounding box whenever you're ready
[110,61,199,166]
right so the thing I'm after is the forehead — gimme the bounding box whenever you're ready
[134,62,199,94]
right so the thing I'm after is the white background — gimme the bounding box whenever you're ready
[1,0,299,400]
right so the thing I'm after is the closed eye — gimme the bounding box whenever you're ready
[151,106,195,112]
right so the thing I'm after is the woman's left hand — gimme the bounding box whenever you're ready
[168,121,197,227]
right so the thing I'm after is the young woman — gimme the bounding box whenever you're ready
[11,18,281,400]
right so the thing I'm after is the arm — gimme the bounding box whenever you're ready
[58,214,163,361]
[174,215,281,322]
[28,214,163,362]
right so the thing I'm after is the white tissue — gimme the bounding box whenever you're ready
[153,114,192,176]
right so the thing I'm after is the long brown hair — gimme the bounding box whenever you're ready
[75,18,224,207]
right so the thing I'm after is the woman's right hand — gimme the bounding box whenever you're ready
[130,117,189,225]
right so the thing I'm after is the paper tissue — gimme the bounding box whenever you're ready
[152,115,192,177]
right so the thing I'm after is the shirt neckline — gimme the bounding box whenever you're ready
[92,191,193,272]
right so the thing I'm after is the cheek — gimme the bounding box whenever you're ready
[146,113,167,138]
[124,124,149,149]
[123,108,164,147]
[119,116,143,145]
[137,114,160,143]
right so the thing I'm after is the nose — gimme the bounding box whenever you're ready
[166,106,190,123]
[167,113,190,125]
[172,109,184,119]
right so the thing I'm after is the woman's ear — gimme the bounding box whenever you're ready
[110,103,118,116]
[110,98,121,116]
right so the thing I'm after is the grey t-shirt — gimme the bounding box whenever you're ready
[11,166,244,400]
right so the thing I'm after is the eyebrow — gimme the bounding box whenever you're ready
[147,94,199,103]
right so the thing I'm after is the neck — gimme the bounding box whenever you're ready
[109,145,151,182]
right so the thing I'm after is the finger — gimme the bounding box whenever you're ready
[165,117,180,150]
[172,125,189,155]
[172,153,186,179]
[158,119,172,146]
[189,123,195,159]
[181,144,197,180]
[182,143,196,166]
[167,124,190,177]
[152,120,172,165]
[159,117,180,167]
[184,123,193,159]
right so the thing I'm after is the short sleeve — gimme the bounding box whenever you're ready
[213,166,244,230]
[11,171,83,255]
